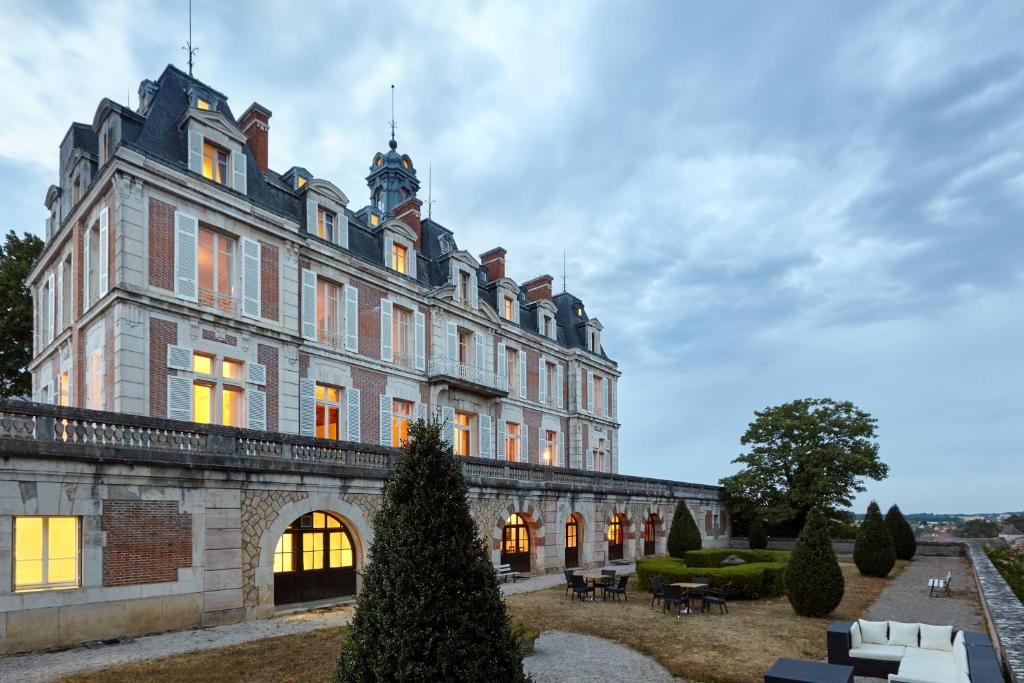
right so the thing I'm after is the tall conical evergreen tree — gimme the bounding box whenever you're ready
[885,504,917,561]
[748,517,768,550]
[854,501,896,578]
[785,507,844,617]
[667,501,702,558]
[335,420,527,682]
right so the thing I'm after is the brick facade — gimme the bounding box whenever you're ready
[101,500,192,587]
[148,198,175,291]
[351,365,387,443]
[356,280,384,359]
[149,318,177,418]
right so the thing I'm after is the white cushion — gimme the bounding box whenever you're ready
[850,643,907,662]
[953,641,969,676]
[850,621,862,648]
[920,623,954,651]
[888,621,919,647]
[897,649,963,683]
[859,619,889,645]
[902,648,956,667]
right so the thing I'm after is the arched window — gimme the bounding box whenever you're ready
[644,515,657,556]
[273,511,356,605]
[565,516,579,568]
[501,513,530,573]
[607,514,624,561]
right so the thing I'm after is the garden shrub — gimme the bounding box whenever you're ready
[854,501,896,578]
[986,546,1024,603]
[885,504,917,561]
[636,556,786,599]
[748,517,768,549]
[667,501,702,557]
[682,548,789,567]
[785,507,844,617]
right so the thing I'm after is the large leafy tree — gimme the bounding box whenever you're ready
[0,231,43,398]
[954,519,1001,539]
[335,419,526,682]
[720,398,888,535]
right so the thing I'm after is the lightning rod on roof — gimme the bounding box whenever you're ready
[562,250,567,293]
[388,84,397,146]
[182,0,198,77]
[428,163,435,219]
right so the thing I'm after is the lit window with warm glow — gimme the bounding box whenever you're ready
[14,516,79,591]
[297,176,307,188]
[392,306,411,365]
[58,371,70,407]
[565,517,577,549]
[193,382,212,424]
[391,242,408,274]
[370,214,379,226]
[503,296,514,321]
[196,98,211,110]
[317,280,341,345]
[607,515,623,544]
[543,430,557,464]
[202,141,229,185]
[458,330,470,364]
[504,514,529,553]
[392,399,413,447]
[198,228,234,313]
[315,383,343,440]
[401,158,411,169]
[273,534,293,573]
[222,386,244,427]
[454,412,471,457]
[222,359,244,381]
[317,207,335,242]
[193,353,213,375]
[505,422,520,462]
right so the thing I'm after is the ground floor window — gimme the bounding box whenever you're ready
[192,352,245,426]
[644,516,657,556]
[501,513,530,573]
[607,514,624,561]
[565,516,579,569]
[316,384,344,439]
[14,516,79,591]
[392,399,413,446]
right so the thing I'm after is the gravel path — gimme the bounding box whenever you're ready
[524,630,681,682]
[865,555,984,631]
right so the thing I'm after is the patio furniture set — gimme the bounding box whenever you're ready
[565,569,630,602]
[648,575,730,615]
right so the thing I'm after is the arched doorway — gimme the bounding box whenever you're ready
[644,515,657,556]
[607,514,624,561]
[501,513,531,573]
[273,511,356,605]
[565,516,579,568]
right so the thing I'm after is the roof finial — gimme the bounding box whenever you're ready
[427,163,436,219]
[182,0,198,77]
[388,84,397,150]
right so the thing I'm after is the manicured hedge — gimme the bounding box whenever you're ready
[636,556,786,600]
[682,548,790,567]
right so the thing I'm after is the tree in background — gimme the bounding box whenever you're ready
[954,519,1001,539]
[885,504,917,560]
[748,517,768,549]
[827,511,861,540]
[720,398,888,536]
[785,507,844,617]
[854,501,896,577]
[1003,513,1024,531]
[0,231,43,398]
[335,420,526,682]
[667,501,702,558]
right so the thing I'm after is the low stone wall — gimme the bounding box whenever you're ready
[966,543,1024,683]
[729,537,854,554]
[729,538,993,557]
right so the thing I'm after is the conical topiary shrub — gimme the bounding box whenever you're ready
[748,517,768,550]
[667,501,702,558]
[334,420,527,682]
[785,507,844,617]
[854,501,896,578]
[885,504,917,561]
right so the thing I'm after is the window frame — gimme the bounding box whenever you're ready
[317,207,336,242]
[543,429,557,465]
[503,295,514,321]
[315,383,344,440]
[392,399,413,447]
[316,279,342,346]
[506,347,519,394]
[504,421,521,462]
[392,305,412,367]
[453,411,472,457]
[191,352,246,427]
[13,515,80,592]
[202,140,230,185]
[197,227,236,314]
[391,242,408,275]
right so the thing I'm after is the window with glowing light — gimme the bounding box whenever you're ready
[198,228,234,313]
[504,514,529,553]
[273,511,353,575]
[503,296,514,321]
[14,516,79,591]
[607,516,623,544]
[392,399,413,446]
[196,98,211,110]
[391,242,408,274]
[317,279,341,345]
[543,430,557,464]
[315,383,343,440]
[192,353,245,426]
[505,422,520,462]
[317,207,335,242]
[454,412,472,457]
[222,386,244,427]
[565,517,578,549]
[507,348,519,394]
[392,306,411,366]
[202,141,229,185]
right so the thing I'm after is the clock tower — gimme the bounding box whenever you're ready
[364,133,420,223]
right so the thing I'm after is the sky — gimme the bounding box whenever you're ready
[1,1,1021,514]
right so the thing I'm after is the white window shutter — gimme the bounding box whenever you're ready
[446,321,458,359]
[167,345,192,371]
[247,362,267,386]
[519,352,527,400]
[416,402,427,422]
[379,299,393,362]
[479,414,492,458]
[55,264,63,332]
[187,130,203,174]
[346,388,361,441]
[300,269,317,341]
[299,378,316,436]
[538,427,546,464]
[521,429,528,464]
[379,394,392,446]
[497,342,507,391]
[602,377,609,417]
[474,333,484,382]
[344,284,359,352]
[441,406,454,447]
[584,369,591,413]
[98,206,109,295]
[306,198,317,236]
[556,364,564,409]
[414,310,426,371]
[586,449,594,471]
[247,390,266,431]
[469,272,478,308]
[337,211,349,249]
[174,211,199,302]
[538,356,547,405]
[575,365,582,411]
[241,237,261,320]
[167,375,192,421]
[559,432,566,467]
[232,151,247,194]
[82,227,91,309]
[46,273,55,344]
[384,236,393,270]
[408,248,417,279]
[496,420,505,460]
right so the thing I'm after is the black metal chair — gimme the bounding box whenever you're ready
[689,576,710,603]
[570,574,595,602]
[597,568,616,592]
[701,581,731,614]
[604,574,629,601]
[662,584,688,615]
[563,569,576,597]
[649,575,664,607]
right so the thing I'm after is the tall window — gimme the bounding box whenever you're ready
[317,280,341,345]
[507,348,519,394]
[392,242,408,274]
[315,384,343,439]
[454,412,472,457]
[503,296,514,321]
[392,399,413,446]
[545,362,557,405]
[202,141,229,185]
[222,386,244,427]
[192,352,245,426]
[86,220,100,308]
[57,371,70,407]
[543,430,557,465]
[607,515,623,544]
[317,207,335,242]
[592,374,602,415]
[198,228,234,313]
[14,516,79,591]
[458,330,470,364]
[458,270,470,305]
[594,437,607,473]
[85,326,103,410]
[505,422,520,462]
[393,306,411,367]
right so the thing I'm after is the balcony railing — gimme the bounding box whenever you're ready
[427,356,507,394]
[199,288,236,315]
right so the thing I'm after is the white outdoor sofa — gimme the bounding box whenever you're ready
[827,619,1005,682]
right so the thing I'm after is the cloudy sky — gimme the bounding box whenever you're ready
[2,1,1021,513]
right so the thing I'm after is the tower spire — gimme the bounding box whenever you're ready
[182,0,198,77]
[388,84,397,149]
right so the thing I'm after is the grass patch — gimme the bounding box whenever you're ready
[683,548,790,567]
[986,546,1024,603]
[637,556,787,599]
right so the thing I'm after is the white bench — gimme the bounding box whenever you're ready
[496,563,521,583]
[928,570,952,597]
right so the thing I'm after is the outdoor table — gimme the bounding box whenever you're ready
[577,571,613,601]
[670,582,707,614]
[764,657,853,683]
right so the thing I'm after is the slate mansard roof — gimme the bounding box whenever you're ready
[59,64,613,362]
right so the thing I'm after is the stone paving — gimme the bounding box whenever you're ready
[524,630,681,682]
[865,555,984,631]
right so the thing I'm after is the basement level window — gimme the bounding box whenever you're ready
[14,516,80,591]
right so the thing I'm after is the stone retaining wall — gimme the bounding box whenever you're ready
[966,543,1024,683]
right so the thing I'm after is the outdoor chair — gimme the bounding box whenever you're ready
[649,575,665,607]
[604,574,630,601]
[662,584,688,616]
[598,568,617,591]
[701,581,731,614]
[564,570,576,597]
[570,574,595,602]
[928,570,953,597]
[689,576,711,602]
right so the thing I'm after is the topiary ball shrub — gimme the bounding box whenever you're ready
[785,507,844,617]
[667,501,702,558]
[748,517,768,550]
[854,501,896,578]
[334,419,527,682]
[885,504,917,561]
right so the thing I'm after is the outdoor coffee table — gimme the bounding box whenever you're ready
[670,582,707,614]
[764,657,853,683]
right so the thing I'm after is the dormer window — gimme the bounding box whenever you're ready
[503,296,514,321]
[297,176,307,188]
[458,271,471,306]
[317,208,335,242]
[197,98,211,111]
[392,242,408,275]
[370,214,380,226]
[545,317,555,338]
[203,141,229,185]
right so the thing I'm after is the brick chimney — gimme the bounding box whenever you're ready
[394,197,423,250]
[480,248,506,282]
[522,275,553,302]
[238,103,272,173]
